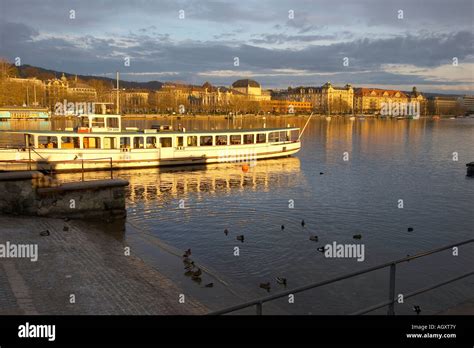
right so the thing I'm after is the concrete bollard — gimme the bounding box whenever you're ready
[467,162,474,177]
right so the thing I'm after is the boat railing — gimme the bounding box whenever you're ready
[78,157,113,181]
[208,239,474,315]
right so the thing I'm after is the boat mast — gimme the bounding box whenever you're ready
[116,71,120,114]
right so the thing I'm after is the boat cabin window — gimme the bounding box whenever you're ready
[91,117,105,128]
[120,137,131,149]
[26,134,35,148]
[146,137,157,149]
[216,135,227,146]
[187,136,197,147]
[230,135,241,145]
[256,133,266,143]
[269,131,288,143]
[290,130,299,141]
[38,136,58,149]
[177,136,184,147]
[200,136,213,146]
[244,134,254,144]
[83,137,101,149]
[61,136,80,149]
[103,137,116,149]
[160,137,172,148]
[134,137,144,149]
[107,117,119,129]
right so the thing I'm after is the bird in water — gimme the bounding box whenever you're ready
[184,262,195,270]
[40,230,50,237]
[236,235,244,242]
[413,305,421,315]
[224,228,229,236]
[281,225,285,231]
[319,172,324,175]
[408,227,414,232]
[183,249,192,257]
[192,268,202,277]
[301,220,305,228]
[309,235,318,242]
[276,277,287,286]
[204,283,214,288]
[317,246,326,252]
[259,282,271,292]
[353,234,362,240]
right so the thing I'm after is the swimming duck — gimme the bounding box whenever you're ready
[183,248,192,257]
[301,220,305,228]
[184,262,195,270]
[309,235,318,242]
[192,268,202,277]
[204,283,214,288]
[317,246,326,252]
[353,234,362,239]
[276,277,287,286]
[40,230,50,237]
[236,235,244,242]
[413,305,421,315]
[407,227,414,232]
[259,282,271,291]
[224,228,229,235]
[281,225,285,231]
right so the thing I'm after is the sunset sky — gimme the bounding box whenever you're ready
[1,0,473,93]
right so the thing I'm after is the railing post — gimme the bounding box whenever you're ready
[387,263,396,315]
[28,147,32,171]
[110,158,113,179]
[81,159,84,182]
[256,302,263,315]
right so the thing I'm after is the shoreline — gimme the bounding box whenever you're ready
[0,215,207,315]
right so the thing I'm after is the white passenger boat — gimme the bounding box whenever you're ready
[0,113,301,172]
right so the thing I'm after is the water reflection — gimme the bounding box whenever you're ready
[55,157,303,204]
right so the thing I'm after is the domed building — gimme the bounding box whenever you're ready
[231,79,270,101]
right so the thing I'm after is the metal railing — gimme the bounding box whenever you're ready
[78,157,113,181]
[208,239,474,315]
[3,147,114,180]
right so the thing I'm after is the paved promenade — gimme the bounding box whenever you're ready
[0,216,206,315]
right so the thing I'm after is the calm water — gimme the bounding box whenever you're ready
[1,116,473,314]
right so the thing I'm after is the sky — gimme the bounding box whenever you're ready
[0,0,473,93]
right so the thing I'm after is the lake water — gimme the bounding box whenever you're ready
[1,115,473,314]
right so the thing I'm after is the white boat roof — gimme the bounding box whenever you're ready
[1,127,299,136]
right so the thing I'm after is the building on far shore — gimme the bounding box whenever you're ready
[271,82,353,114]
[354,87,408,114]
[260,100,313,114]
[428,96,464,116]
[231,79,271,102]
[461,95,474,112]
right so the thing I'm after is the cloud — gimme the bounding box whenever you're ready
[0,0,473,93]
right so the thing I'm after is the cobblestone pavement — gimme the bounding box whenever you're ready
[0,216,207,315]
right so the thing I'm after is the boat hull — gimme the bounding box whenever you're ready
[0,141,301,172]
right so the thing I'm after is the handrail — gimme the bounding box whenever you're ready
[77,157,114,181]
[208,239,474,315]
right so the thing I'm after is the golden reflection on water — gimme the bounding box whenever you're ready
[54,157,303,205]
